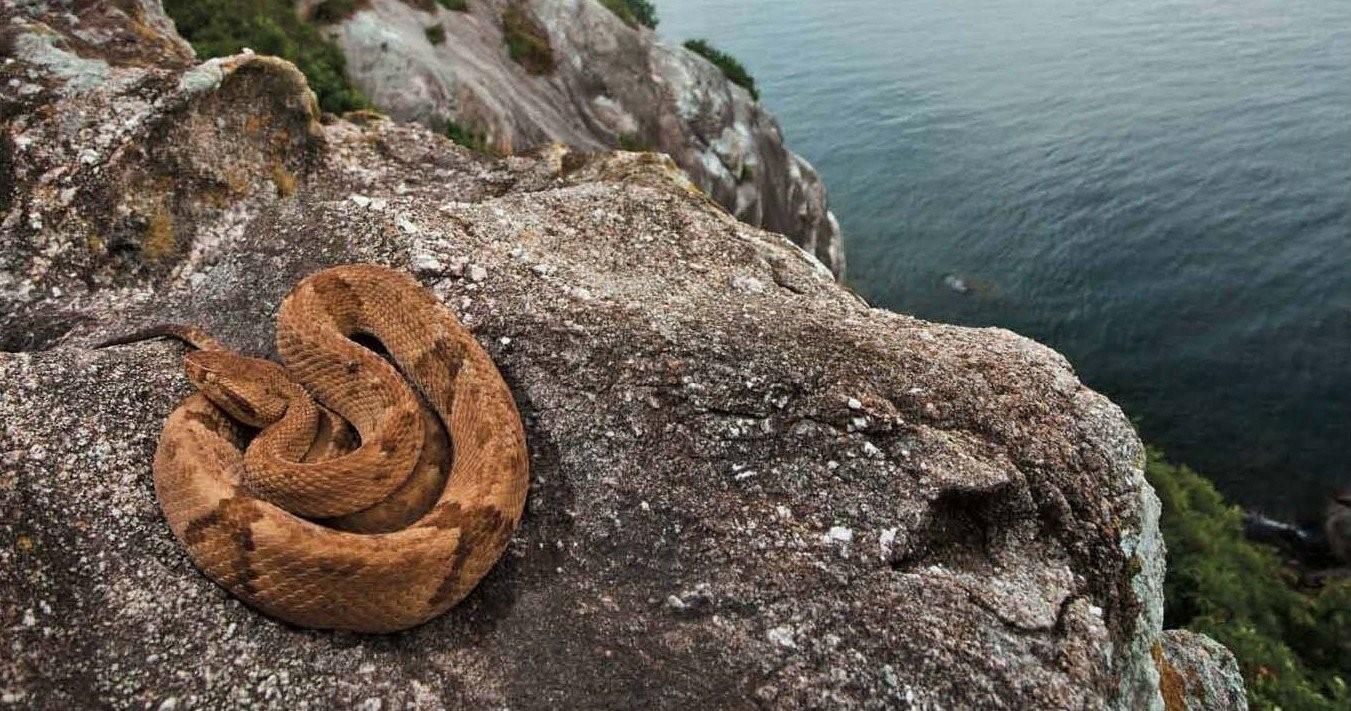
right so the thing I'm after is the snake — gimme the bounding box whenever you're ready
[102,264,529,633]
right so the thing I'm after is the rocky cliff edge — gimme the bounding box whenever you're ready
[0,1,1240,708]
[315,0,846,277]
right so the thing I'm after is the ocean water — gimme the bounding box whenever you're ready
[658,0,1351,518]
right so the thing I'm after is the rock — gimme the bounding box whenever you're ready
[1327,486,1351,563]
[314,0,846,277]
[766,626,798,650]
[0,2,1241,708]
[824,526,854,544]
[943,273,970,294]
[1153,630,1248,711]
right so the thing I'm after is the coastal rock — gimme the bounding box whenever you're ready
[0,2,1239,708]
[1154,630,1248,711]
[312,0,846,277]
[1327,487,1351,563]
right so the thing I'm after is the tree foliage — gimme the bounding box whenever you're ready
[1147,450,1350,709]
[683,39,758,101]
[600,0,657,29]
[163,0,367,114]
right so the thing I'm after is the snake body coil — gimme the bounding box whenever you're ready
[145,264,528,632]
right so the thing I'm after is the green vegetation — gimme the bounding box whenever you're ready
[501,3,554,74]
[617,132,650,152]
[163,0,367,114]
[600,0,657,29]
[425,24,446,45]
[683,39,758,101]
[436,0,469,10]
[445,119,489,153]
[309,0,360,25]
[1147,450,1350,710]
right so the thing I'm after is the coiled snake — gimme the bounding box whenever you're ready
[105,264,529,632]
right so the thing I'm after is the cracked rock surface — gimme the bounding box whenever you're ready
[0,1,1238,708]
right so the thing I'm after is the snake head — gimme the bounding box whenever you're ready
[184,351,296,428]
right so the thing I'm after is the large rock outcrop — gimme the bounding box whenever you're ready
[1,1,1238,708]
[306,0,846,277]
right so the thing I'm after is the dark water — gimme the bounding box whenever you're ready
[659,0,1351,518]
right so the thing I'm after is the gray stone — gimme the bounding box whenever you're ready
[1327,486,1351,563]
[1154,630,1248,711]
[319,0,846,277]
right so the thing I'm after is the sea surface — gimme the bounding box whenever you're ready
[658,0,1351,518]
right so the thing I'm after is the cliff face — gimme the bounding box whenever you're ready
[0,1,1242,709]
[309,0,846,278]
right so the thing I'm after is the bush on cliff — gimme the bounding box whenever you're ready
[502,3,555,74]
[163,0,368,114]
[683,39,759,101]
[444,120,490,153]
[600,0,658,29]
[1148,450,1351,710]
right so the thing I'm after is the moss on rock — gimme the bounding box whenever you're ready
[502,3,554,75]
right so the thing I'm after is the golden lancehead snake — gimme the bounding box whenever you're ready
[102,264,528,632]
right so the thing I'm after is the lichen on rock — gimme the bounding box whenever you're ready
[1154,630,1249,711]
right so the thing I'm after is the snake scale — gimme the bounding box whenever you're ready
[108,264,529,633]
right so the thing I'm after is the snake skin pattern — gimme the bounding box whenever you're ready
[141,264,528,632]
